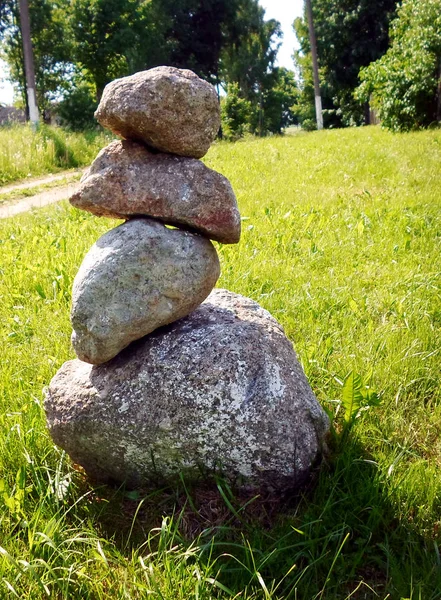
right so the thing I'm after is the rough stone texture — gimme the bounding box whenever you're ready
[95,67,220,158]
[47,289,329,491]
[71,218,220,364]
[70,140,241,244]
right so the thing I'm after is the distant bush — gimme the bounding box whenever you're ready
[221,69,298,139]
[57,85,98,131]
[357,0,441,132]
[221,83,252,141]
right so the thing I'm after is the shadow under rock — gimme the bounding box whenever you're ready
[70,433,441,600]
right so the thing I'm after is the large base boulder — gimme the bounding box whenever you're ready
[45,290,329,492]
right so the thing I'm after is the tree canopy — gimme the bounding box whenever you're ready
[2,0,441,134]
[0,0,72,113]
[0,0,297,136]
[357,0,441,131]
[294,0,398,128]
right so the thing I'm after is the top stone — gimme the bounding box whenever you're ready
[95,67,221,158]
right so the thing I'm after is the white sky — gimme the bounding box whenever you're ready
[0,0,304,105]
[0,59,14,105]
[260,0,303,69]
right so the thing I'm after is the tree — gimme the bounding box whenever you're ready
[262,67,298,134]
[1,0,73,113]
[1,0,291,134]
[69,0,148,101]
[221,0,283,135]
[293,15,338,130]
[357,0,441,131]
[151,0,238,87]
[221,70,297,139]
[57,80,97,130]
[221,82,252,140]
[68,0,267,101]
[221,2,280,95]
[294,0,397,128]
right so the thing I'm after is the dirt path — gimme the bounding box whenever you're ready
[0,181,80,219]
[0,169,85,220]
[0,169,84,195]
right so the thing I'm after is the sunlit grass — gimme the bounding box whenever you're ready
[0,124,112,185]
[0,126,440,598]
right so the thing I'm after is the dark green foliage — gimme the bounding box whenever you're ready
[294,0,398,128]
[221,1,281,101]
[1,0,73,112]
[0,0,295,134]
[220,2,298,137]
[57,83,97,131]
[221,68,298,140]
[69,0,148,101]
[261,67,298,134]
[357,0,441,132]
[221,83,252,140]
[152,0,238,85]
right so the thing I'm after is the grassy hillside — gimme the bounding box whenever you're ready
[0,126,440,598]
[0,125,112,185]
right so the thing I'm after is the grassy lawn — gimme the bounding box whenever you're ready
[0,126,440,598]
[0,124,112,186]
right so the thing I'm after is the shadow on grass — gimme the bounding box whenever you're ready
[68,435,441,600]
[40,126,79,169]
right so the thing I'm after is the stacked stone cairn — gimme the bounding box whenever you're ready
[45,67,329,492]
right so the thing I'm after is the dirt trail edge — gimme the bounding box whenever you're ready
[0,169,84,195]
[0,172,85,220]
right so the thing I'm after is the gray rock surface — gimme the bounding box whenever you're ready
[70,140,241,244]
[71,218,220,364]
[47,289,329,491]
[95,67,220,158]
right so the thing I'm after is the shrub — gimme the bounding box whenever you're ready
[57,84,98,131]
[357,0,441,132]
[221,83,252,141]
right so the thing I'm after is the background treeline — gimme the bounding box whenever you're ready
[1,0,441,136]
[294,0,441,132]
[0,0,298,137]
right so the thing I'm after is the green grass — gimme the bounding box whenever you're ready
[0,124,111,186]
[0,126,440,598]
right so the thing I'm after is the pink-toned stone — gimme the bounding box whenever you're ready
[70,140,241,244]
[94,67,220,158]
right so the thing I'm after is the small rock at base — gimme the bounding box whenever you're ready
[70,140,241,244]
[95,67,220,158]
[47,289,329,492]
[71,218,220,364]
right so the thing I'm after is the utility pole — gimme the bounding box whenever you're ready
[437,57,441,124]
[305,0,323,130]
[19,0,39,128]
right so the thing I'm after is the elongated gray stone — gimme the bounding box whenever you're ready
[95,67,220,158]
[71,218,220,364]
[70,140,241,244]
[47,289,329,491]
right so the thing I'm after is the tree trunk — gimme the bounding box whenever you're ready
[364,101,370,125]
[305,0,323,130]
[18,0,39,127]
[258,89,263,137]
[436,56,441,123]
